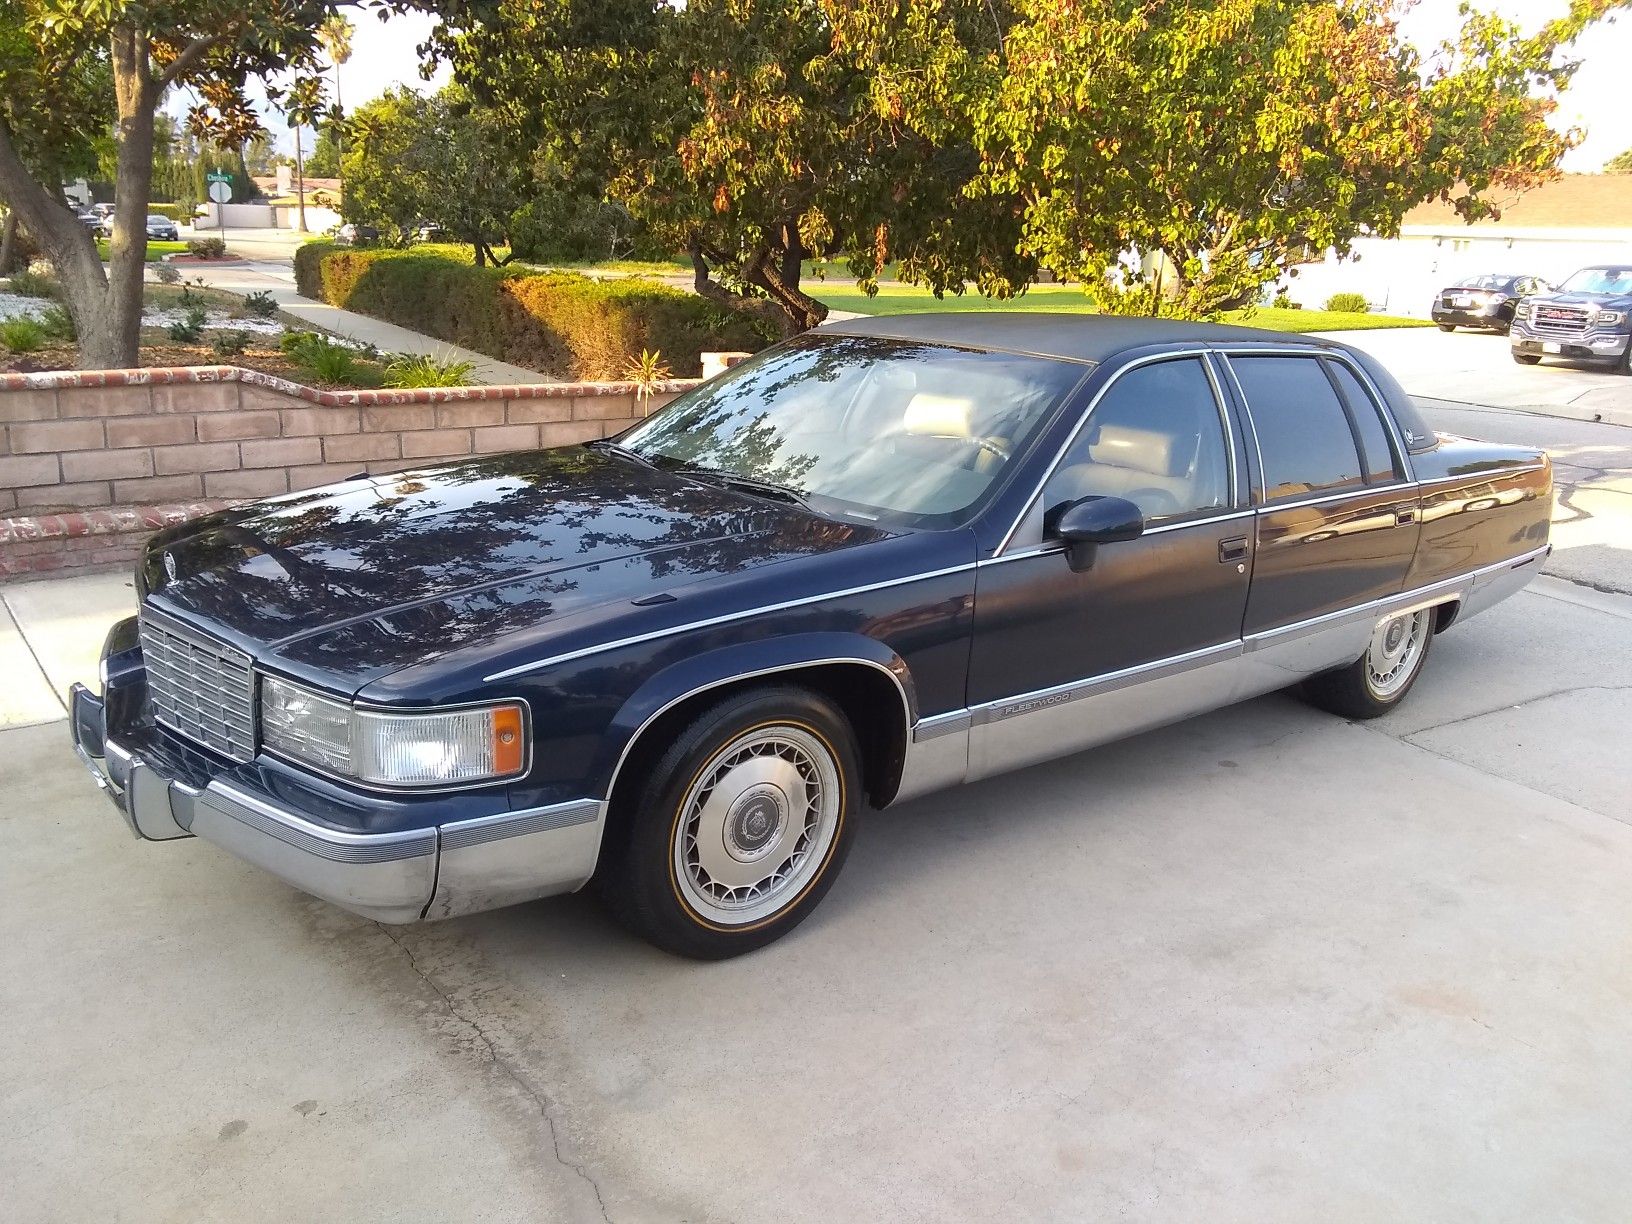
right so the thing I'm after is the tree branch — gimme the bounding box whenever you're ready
[157,34,225,90]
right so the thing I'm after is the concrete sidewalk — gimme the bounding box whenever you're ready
[173,261,548,386]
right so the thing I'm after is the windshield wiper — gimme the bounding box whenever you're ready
[588,438,656,468]
[669,461,811,508]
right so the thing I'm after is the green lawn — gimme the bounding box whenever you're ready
[807,282,1429,332]
[96,239,190,263]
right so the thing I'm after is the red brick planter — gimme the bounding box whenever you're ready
[2,365,697,578]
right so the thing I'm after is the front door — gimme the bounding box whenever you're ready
[967,356,1253,779]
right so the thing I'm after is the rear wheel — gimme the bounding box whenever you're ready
[1512,351,1542,365]
[1614,344,1632,376]
[1301,608,1435,720]
[1437,323,1456,332]
[598,686,862,959]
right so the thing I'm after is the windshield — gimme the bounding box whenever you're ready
[622,334,1087,529]
[1457,274,1513,290]
[1561,267,1632,294]
[146,215,170,225]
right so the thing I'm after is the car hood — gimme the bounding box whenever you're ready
[1527,290,1632,309]
[141,446,889,691]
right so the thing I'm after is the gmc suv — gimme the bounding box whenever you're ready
[1510,265,1632,373]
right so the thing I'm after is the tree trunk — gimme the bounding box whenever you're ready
[687,235,827,338]
[293,123,309,232]
[0,211,20,274]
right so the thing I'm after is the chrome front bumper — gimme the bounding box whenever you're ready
[1510,326,1631,359]
[69,683,604,924]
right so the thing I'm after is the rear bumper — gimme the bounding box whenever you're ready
[70,681,604,924]
[1431,306,1504,327]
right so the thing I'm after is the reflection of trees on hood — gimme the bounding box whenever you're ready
[152,445,881,654]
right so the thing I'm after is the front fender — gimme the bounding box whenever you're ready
[589,631,918,803]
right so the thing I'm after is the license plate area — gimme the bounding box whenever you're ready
[1542,342,1562,353]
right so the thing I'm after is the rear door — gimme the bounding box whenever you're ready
[1224,353,1419,635]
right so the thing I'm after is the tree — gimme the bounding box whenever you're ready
[341,85,536,265]
[0,2,360,369]
[429,0,1033,336]
[317,14,355,187]
[834,0,1629,317]
[303,120,344,178]
[1607,146,1632,173]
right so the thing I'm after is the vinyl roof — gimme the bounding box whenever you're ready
[818,311,1326,364]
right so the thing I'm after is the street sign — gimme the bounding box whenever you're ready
[207,180,232,204]
[206,172,232,184]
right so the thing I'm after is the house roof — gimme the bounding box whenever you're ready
[1403,174,1632,231]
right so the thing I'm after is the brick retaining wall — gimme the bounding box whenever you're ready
[1,366,696,578]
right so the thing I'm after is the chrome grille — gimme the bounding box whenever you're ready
[140,611,256,761]
[1530,306,1589,336]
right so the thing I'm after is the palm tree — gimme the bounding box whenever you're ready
[317,15,355,183]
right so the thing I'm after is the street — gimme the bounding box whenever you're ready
[3,335,1631,1222]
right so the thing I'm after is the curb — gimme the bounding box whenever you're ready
[0,501,234,545]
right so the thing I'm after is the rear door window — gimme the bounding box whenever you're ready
[1326,361,1400,483]
[1231,356,1364,501]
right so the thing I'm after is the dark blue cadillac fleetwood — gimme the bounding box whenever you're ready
[70,315,1552,957]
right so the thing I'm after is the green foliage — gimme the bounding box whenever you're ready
[624,348,672,403]
[1325,292,1370,314]
[166,305,208,343]
[508,193,645,264]
[296,241,766,379]
[303,120,344,179]
[833,0,1624,318]
[37,304,76,340]
[1273,290,1298,310]
[339,84,533,265]
[241,290,278,317]
[285,332,366,385]
[0,316,48,352]
[144,203,194,223]
[383,351,478,388]
[210,329,250,357]
[429,0,1034,334]
[7,268,58,298]
[153,262,183,285]
[187,236,228,259]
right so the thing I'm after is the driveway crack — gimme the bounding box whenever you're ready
[1400,683,1632,738]
[375,924,614,1224]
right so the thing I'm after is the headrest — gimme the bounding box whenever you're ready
[1088,424,1183,477]
[902,392,974,438]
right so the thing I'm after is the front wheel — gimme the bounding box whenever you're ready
[1301,608,1435,720]
[598,687,862,959]
[1437,323,1456,332]
[1512,351,1542,365]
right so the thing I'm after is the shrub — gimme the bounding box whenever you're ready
[294,241,767,380]
[624,348,672,405]
[210,329,250,358]
[241,290,278,318]
[167,305,208,343]
[1324,292,1370,314]
[187,236,227,259]
[145,203,193,223]
[1,316,48,352]
[153,262,182,285]
[7,267,57,298]
[286,332,371,385]
[384,351,477,388]
[1272,290,1296,310]
[37,305,76,341]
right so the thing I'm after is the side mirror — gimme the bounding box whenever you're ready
[1047,495,1144,572]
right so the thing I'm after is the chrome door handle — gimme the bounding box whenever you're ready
[1396,508,1417,525]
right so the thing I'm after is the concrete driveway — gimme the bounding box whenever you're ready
[3,389,1631,1222]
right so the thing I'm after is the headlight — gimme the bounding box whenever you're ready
[1514,300,1532,317]
[260,675,527,787]
[1595,309,1625,326]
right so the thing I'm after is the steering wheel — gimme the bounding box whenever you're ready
[964,435,1011,465]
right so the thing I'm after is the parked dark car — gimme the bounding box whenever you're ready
[1509,265,1632,373]
[145,214,180,241]
[1430,273,1550,333]
[334,222,380,246]
[70,316,1553,958]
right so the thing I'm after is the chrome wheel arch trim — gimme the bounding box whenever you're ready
[595,655,916,838]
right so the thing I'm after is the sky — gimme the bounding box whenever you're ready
[287,1,1631,172]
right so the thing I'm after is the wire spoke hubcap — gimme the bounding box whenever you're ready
[675,725,841,926]
[1366,609,1430,697]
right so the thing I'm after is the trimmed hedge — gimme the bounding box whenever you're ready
[294,241,767,379]
[146,203,196,223]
